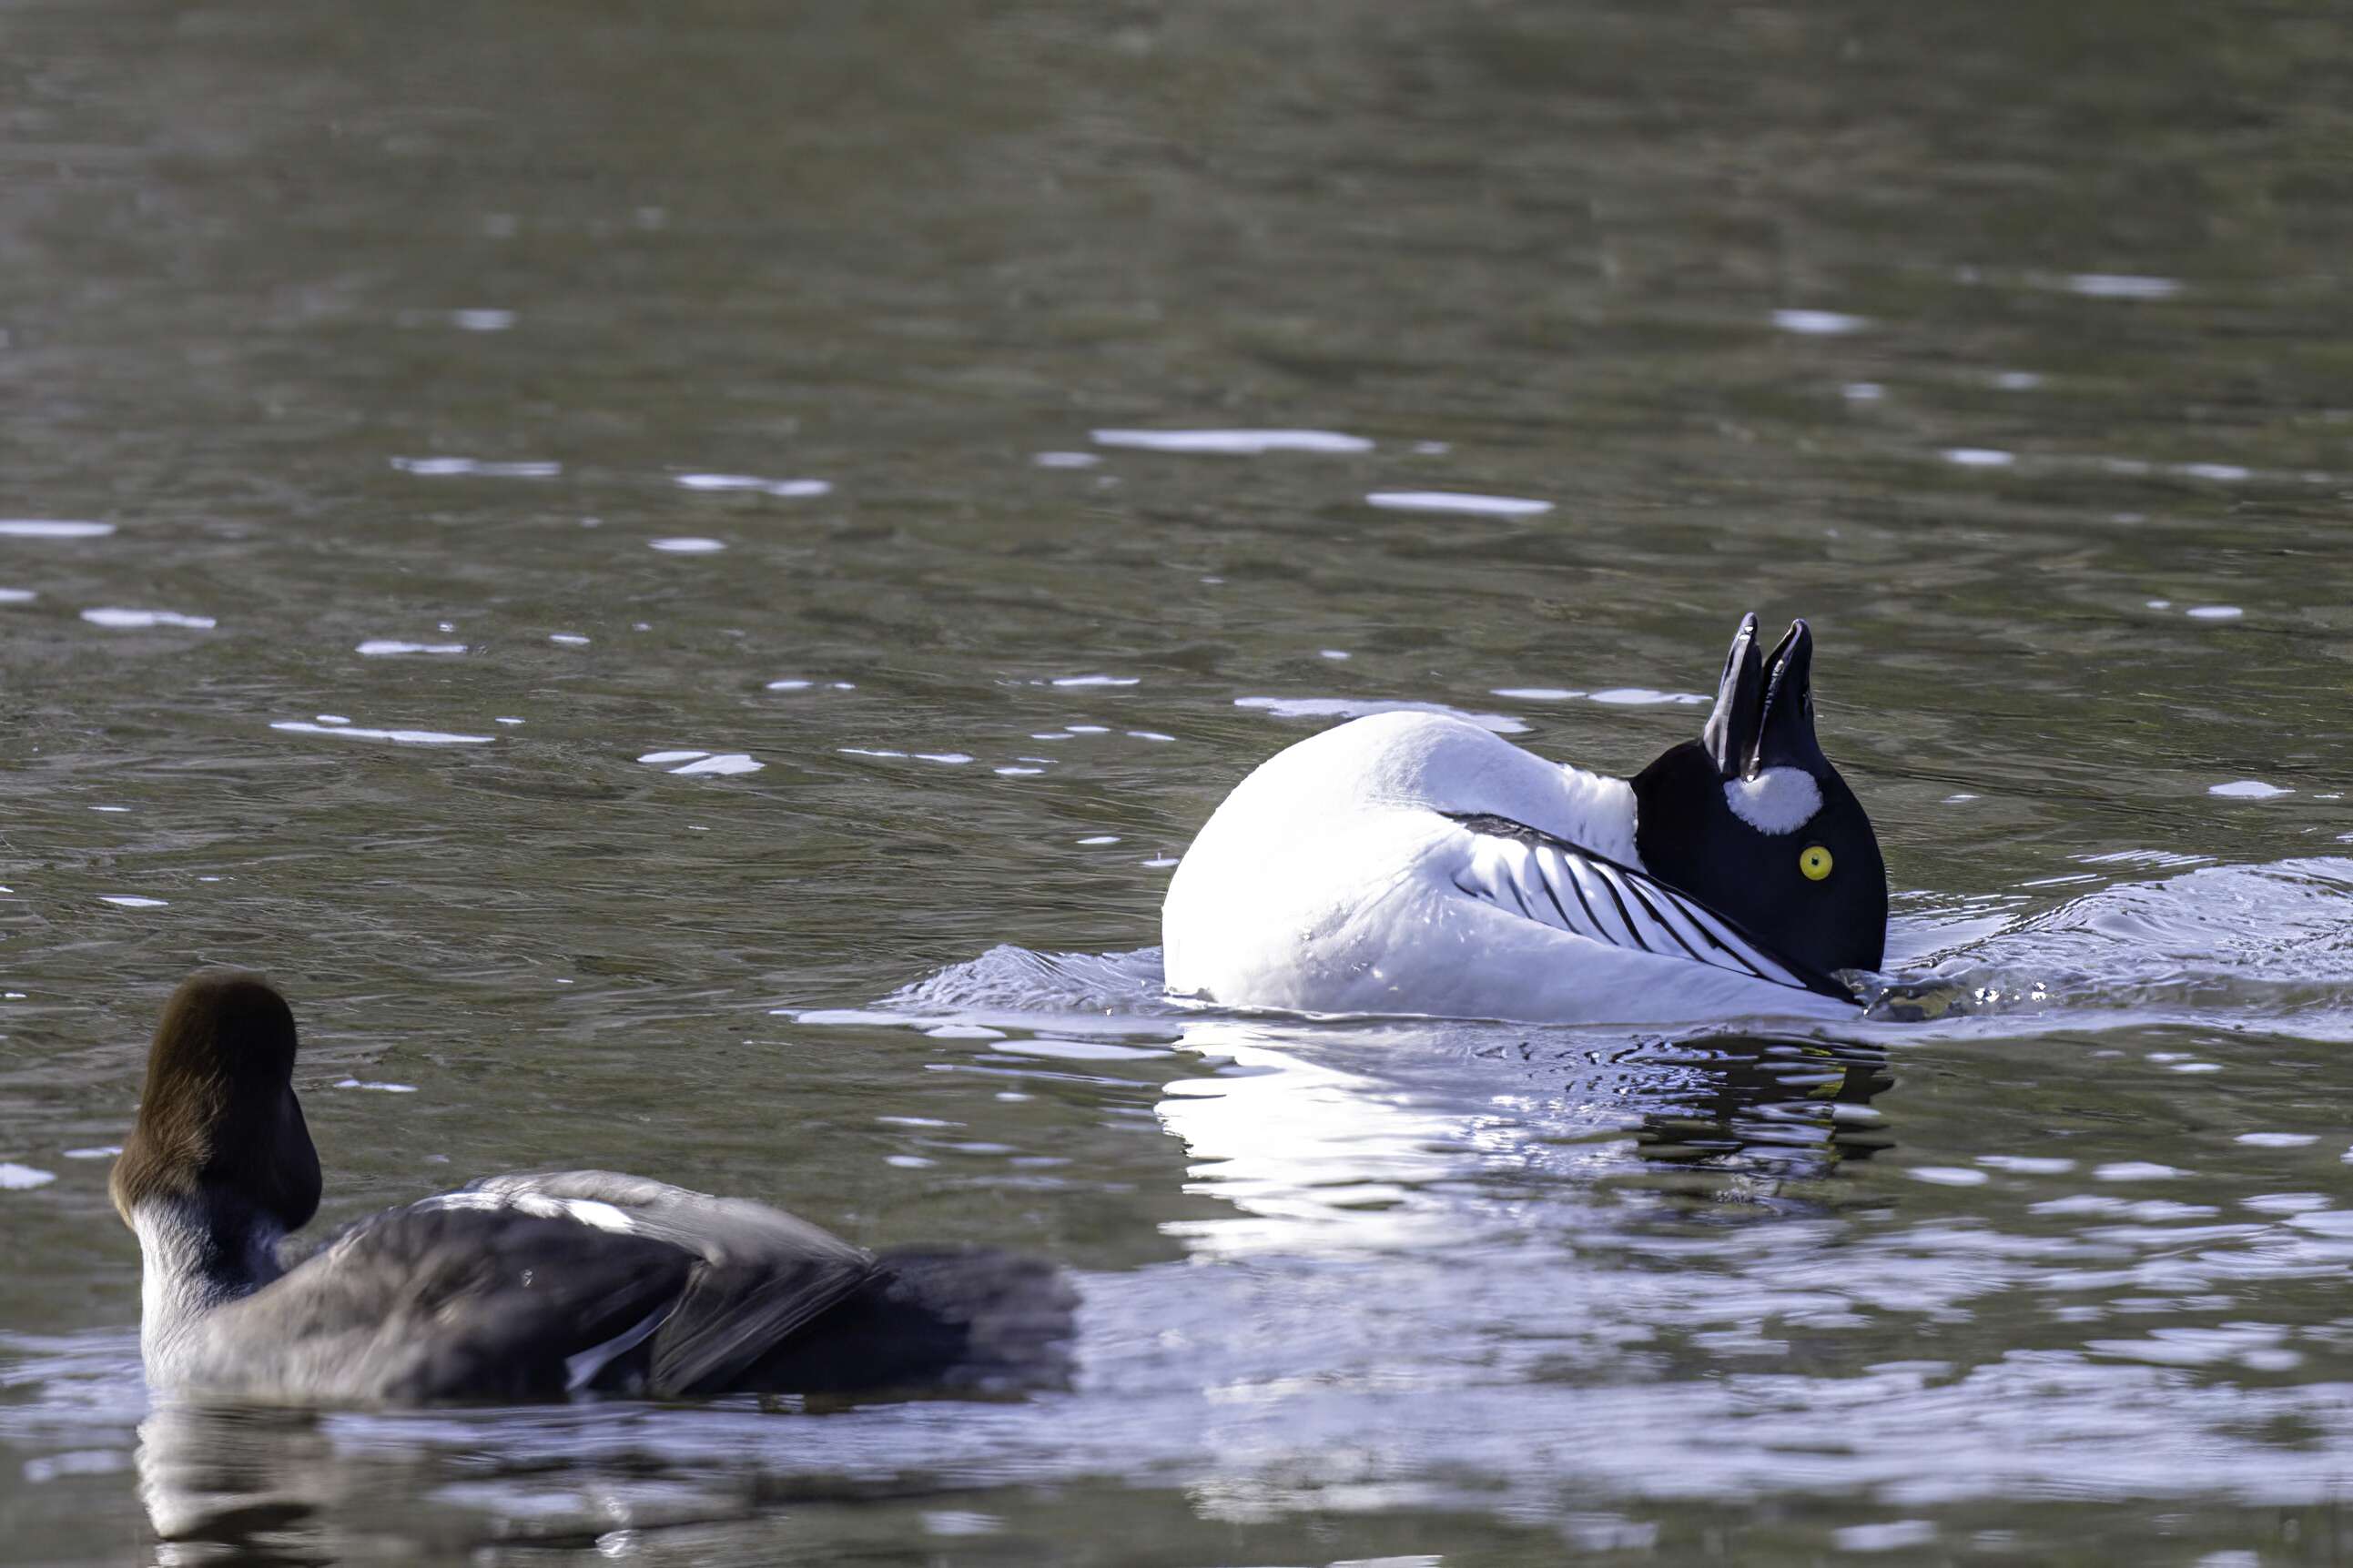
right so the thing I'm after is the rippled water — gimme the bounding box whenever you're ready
[5,1,2353,1562]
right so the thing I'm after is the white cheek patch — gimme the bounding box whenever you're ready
[1724,767,1822,835]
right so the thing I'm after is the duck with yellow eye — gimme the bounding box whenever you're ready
[1163,612,1890,1023]
[1615,613,1888,998]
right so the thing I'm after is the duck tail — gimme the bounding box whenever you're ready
[867,1245,1079,1393]
[745,1245,1077,1396]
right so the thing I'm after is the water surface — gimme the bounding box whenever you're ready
[5,1,2353,1562]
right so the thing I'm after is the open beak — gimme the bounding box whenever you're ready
[1701,615,1827,779]
[1700,612,1763,780]
[1753,620,1829,774]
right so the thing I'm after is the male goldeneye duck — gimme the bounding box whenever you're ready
[111,972,1072,1405]
[1162,613,1888,1024]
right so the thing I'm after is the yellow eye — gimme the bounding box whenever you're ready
[1799,845,1833,881]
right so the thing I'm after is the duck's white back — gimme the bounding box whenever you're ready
[1161,712,1852,1025]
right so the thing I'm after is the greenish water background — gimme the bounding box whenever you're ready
[4,1,2353,1562]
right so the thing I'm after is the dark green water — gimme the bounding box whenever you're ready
[5,1,2353,1562]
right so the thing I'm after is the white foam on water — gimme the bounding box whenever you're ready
[451,309,514,331]
[1051,674,1139,688]
[1771,309,1867,335]
[1943,448,2016,468]
[390,457,560,478]
[2187,605,2243,621]
[549,632,590,646]
[675,474,831,498]
[0,590,37,602]
[0,1163,56,1190]
[1831,1521,1936,1553]
[2210,780,2289,799]
[1089,429,1373,455]
[2066,273,2181,299]
[1493,687,1582,701]
[668,754,761,775]
[0,521,113,538]
[1587,688,1709,707]
[99,895,167,908]
[1235,695,1529,734]
[649,537,727,553]
[81,609,215,630]
[988,1037,1166,1063]
[1032,451,1101,469]
[1364,491,1553,517]
[271,721,493,745]
[356,640,466,656]
[334,1078,420,1093]
[2094,1162,2185,1181]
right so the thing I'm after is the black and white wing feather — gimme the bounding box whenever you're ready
[1445,813,1851,1000]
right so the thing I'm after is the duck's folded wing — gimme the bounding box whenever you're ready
[1444,812,1849,999]
[431,1170,885,1397]
[451,1169,868,1266]
[250,1205,695,1403]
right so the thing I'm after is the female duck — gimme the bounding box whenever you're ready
[113,972,1071,1405]
[1162,614,1888,1024]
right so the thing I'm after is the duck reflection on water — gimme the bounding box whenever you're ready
[1156,1018,1895,1256]
[135,1398,752,1563]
